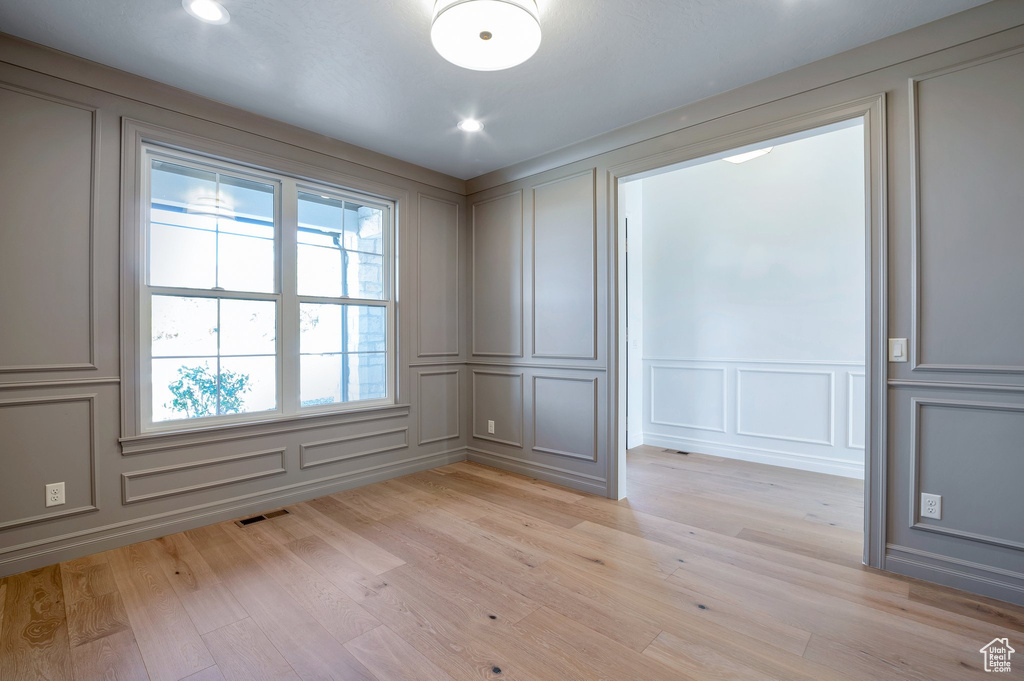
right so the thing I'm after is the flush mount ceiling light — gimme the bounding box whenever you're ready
[182,0,230,24]
[723,147,774,164]
[457,118,484,132]
[431,0,541,71]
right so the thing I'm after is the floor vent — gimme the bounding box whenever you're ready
[663,448,689,455]
[234,508,290,527]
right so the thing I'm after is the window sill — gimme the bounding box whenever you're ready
[120,403,412,455]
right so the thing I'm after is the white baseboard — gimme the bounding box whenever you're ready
[0,448,467,578]
[627,431,645,449]
[642,432,864,479]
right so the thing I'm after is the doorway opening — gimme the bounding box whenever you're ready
[618,117,871,565]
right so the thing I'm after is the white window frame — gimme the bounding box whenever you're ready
[135,142,397,434]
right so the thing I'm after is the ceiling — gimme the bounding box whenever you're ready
[0,0,989,180]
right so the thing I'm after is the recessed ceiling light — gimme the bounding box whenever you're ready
[723,147,774,164]
[457,119,484,132]
[182,0,230,24]
[431,0,541,71]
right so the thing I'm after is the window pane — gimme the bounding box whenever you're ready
[150,223,217,289]
[220,299,276,356]
[299,303,342,354]
[345,252,384,300]
[345,305,387,353]
[344,353,387,401]
[300,354,342,407]
[344,203,384,255]
[152,296,217,357]
[151,160,217,212]
[297,243,342,298]
[219,175,274,229]
[220,356,277,414]
[152,358,217,422]
[218,232,275,293]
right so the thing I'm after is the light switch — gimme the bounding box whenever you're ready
[888,338,908,362]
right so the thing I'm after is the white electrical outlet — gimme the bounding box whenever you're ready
[487,420,495,434]
[920,493,942,520]
[46,482,65,508]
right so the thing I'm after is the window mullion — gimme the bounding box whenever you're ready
[281,178,300,416]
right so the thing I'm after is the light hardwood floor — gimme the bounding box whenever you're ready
[2,446,1022,680]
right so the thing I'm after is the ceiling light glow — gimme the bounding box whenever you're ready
[457,119,484,132]
[182,0,230,24]
[431,0,541,71]
[723,147,774,164]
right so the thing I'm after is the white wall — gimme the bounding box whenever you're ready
[639,123,866,477]
[624,180,645,449]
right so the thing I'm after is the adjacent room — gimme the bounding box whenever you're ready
[1,1,1023,679]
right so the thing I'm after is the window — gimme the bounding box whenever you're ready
[139,144,394,431]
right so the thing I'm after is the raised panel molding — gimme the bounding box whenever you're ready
[0,82,99,374]
[649,365,727,432]
[122,448,286,504]
[299,428,409,469]
[909,397,1024,551]
[471,370,524,447]
[471,191,524,357]
[736,369,835,446]
[532,375,598,461]
[909,46,1024,374]
[418,369,461,445]
[847,372,866,449]
[0,394,99,530]
[531,169,598,360]
[417,194,460,358]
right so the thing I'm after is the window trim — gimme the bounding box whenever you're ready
[121,121,401,440]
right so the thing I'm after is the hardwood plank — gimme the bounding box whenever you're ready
[907,581,1024,633]
[202,619,300,681]
[344,626,454,681]
[181,666,227,681]
[147,534,248,635]
[69,629,150,681]
[287,503,405,574]
[105,542,214,681]
[0,565,73,681]
[60,555,131,647]
[186,523,376,681]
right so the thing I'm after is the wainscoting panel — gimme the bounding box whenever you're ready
[532,170,597,359]
[533,375,598,461]
[911,48,1024,372]
[0,83,97,373]
[299,428,409,469]
[472,191,523,357]
[471,370,524,447]
[911,398,1024,549]
[737,369,834,446]
[418,369,461,445]
[122,448,286,504]
[649,366,726,432]
[0,394,98,530]
[643,360,863,477]
[417,194,460,357]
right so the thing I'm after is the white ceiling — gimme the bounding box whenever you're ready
[0,0,989,179]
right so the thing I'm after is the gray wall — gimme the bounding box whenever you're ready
[0,35,470,577]
[465,3,1024,604]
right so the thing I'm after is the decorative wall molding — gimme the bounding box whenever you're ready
[847,372,866,450]
[416,193,461,358]
[299,427,409,470]
[886,544,1024,606]
[736,368,835,446]
[417,369,461,445]
[532,374,599,461]
[471,369,524,447]
[643,356,864,366]
[0,81,99,374]
[908,45,1024,374]
[122,448,287,504]
[471,190,524,358]
[0,377,121,390]
[0,394,100,530]
[531,168,598,360]
[908,396,1024,551]
[649,365,727,432]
